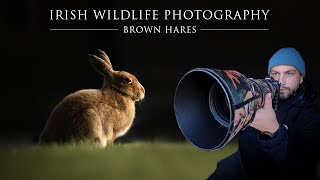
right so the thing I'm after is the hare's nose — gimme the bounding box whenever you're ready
[139,85,145,100]
[140,85,145,95]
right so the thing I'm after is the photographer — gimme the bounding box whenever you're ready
[208,47,320,180]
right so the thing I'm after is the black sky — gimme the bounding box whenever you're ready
[1,0,319,144]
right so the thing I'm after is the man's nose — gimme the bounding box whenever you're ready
[278,75,286,85]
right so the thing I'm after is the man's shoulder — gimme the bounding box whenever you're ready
[297,106,320,127]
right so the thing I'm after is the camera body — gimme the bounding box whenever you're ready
[264,77,280,111]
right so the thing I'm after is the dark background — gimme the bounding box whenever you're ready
[1,0,319,145]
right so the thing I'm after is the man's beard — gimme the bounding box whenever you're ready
[279,86,298,100]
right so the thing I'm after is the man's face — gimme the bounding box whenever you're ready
[269,65,303,100]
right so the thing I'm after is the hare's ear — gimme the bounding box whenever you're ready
[96,49,113,69]
[88,54,113,76]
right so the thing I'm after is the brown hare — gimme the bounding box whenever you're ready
[39,49,145,147]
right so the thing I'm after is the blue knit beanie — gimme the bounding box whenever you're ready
[267,47,306,77]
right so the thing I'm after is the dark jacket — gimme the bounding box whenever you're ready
[239,81,320,180]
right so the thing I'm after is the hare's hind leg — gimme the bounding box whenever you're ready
[71,109,107,147]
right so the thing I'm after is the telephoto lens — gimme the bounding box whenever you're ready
[174,68,280,151]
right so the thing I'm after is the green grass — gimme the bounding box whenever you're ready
[0,141,237,180]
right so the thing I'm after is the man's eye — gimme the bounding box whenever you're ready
[286,72,294,76]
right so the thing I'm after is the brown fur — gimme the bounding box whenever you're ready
[39,50,145,147]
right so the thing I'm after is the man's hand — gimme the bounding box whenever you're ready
[250,93,280,133]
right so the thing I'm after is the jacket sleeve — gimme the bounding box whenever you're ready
[259,124,289,161]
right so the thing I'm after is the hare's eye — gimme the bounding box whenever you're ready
[124,77,132,84]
